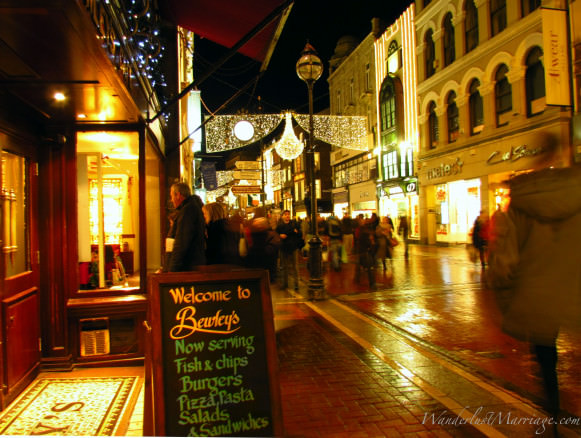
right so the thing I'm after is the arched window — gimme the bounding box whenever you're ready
[425,29,436,79]
[469,79,484,135]
[521,0,541,17]
[428,101,439,148]
[380,77,397,146]
[526,47,545,116]
[443,13,455,67]
[491,0,507,37]
[495,64,512,126]
[465,0,479,53]
[447,91,459,143]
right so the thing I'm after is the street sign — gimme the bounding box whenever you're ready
[231,185,262,194]
[235,160,261,170]
[233,170,262,181]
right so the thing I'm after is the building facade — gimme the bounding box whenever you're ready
[374,4,420,239]
[328,33,379,218]
[0,0,179,407]
[415,0,573,244]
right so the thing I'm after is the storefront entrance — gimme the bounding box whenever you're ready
[0,148,40,409]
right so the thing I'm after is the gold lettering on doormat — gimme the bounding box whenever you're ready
[0,377,140,436]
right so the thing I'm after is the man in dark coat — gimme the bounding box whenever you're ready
[276,210,302,290]
[167,182,206,271]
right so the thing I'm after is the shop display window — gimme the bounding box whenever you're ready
[76,131,140,292]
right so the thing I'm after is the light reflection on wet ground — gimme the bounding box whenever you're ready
[296,244,581,418]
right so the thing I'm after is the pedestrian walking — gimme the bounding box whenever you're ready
[472,210,489,268]
[245,209,281,283]
[203,202,241,265]
[276,210,302,291]
[397,215,410,258]
[487,134,581,420]
[355,218,377,289]
[326,213,343,271]
[341,212,354,260]
[375,216,393,271]
[165,182,206,272]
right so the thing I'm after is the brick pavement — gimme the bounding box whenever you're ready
[275,302,484,437]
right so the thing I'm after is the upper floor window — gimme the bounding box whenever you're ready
[380,78,397,137]
[336,90,342,114]
[469,79,484,135]
[465,0,479,53]
[424,29,436,78]
[443,13,455,67]
[447,91,459,143]
[365,64,371,91]
[428,101,439,149]
[526,46,546,116]
[495,64,512,125]
[491,0,507,37]
[383,151,399,179]
[522,0,541,17]
[349,79,355,104]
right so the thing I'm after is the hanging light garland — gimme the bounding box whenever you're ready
[294,114,368,151]
[274,113,305,161]
[205,114,283,153]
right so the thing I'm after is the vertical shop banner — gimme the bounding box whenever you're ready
[201,161,218,191]
[542,7,570,106]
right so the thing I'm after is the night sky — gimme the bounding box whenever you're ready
[195,0,413,116]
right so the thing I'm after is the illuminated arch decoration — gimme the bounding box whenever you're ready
[205,113,368,153]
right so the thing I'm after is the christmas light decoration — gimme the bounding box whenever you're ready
[205,113,368,153]
[274,113,304,161]
[205,114,283,153]
[294,114,368,151]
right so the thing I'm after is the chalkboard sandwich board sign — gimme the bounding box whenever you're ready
[147,267,283,437]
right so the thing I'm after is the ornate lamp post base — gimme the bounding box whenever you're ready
[307,235,325,300]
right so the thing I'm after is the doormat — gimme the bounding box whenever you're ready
[0,376,141,436]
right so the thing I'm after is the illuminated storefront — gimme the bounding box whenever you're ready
[378,180,420,239]
[419,124,568,245]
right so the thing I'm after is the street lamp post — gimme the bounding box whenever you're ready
[296,42,325,300]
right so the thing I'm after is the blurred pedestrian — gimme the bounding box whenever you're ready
[245,211,281,283]
[487,134,581,419]
[276,210,302,290]
[166,182,206,272]
[326,213,343,271]
[375,216,393,271]
[397,215,410,258]
[341,211,354,259]
[355,218,377,289]
[472,210,489,268]
[203,202,241,265]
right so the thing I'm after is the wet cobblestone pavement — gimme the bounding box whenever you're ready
[273,244,581,437]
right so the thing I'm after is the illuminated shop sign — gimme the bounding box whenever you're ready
[426,158,464,180]
[487,145,544,165]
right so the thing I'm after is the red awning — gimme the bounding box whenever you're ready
[160,0,292,64]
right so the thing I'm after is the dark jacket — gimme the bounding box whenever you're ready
[245,217,280,281]
[276,220,302,253]
[167,196,206,271]
[206,218,241,265]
